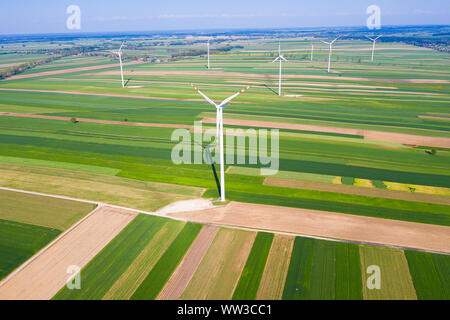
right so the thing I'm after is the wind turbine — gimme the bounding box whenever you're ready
[311,43,314,61]
[112,41,125,88]
[272,40,288,96]
[320,36,340,73]
[190,84,251,202]
[207,39,211,69]
[366,35,383,62]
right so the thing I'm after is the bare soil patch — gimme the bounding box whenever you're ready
[169,201,450,253]
[0,62,23,68]
[364,130,450,148]
[283,95,341,101]
[91,70,449,84]
[0,206,136,300]
[0,112,190,129]
[90,70,264,79]
[201,117,450,148]
[5,61,144,80]
[419,115,450,121]
[0,88,217,104]
[157,225,219,300]
[181,228,256,300]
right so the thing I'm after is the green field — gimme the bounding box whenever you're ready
[0,219,60,280]
[54,214,170,300]
[0,189,96,230]
[131,222,203,300]
[49,213,450,300]
[1,30,449,300]
[232,232,274,300]
[282,238,363,300]
[405,250,450,299]
[0,189,95,281]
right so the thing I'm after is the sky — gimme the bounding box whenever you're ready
[0,0,449,35]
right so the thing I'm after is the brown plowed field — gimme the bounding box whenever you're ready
[169,201,450,253]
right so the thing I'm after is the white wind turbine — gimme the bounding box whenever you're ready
[190,84,251,202]
[272,40,288,96]
[366,35,383,62]
[112,41,125,88]
[311,42,314,61]
[207,39,211,69]
[321,36,340,73]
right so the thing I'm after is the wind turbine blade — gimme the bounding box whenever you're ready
[272,56,281,63]
[190,84,217,107]
[119,41,125,52]
[366,35,375,41]
[218,86,251,108]
[375,35,383,40]
[280,55,288,62]
[320,40,330,45]
[331,35,341,44]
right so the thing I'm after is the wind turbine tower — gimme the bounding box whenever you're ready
[190,84,251,201]
[207,40,211,69]
[321,36,340,73]
[366,35,383,62]
[272,40,288,96]
[113,42,125,88]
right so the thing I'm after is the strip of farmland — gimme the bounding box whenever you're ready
[157,225,219,300]
[0,206,136,300]
[202,117,450,148]
[181,229,256,300]
[169,201,450,253]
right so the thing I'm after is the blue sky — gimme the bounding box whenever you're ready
[0,0,449,34]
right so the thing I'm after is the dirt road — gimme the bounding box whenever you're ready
[169,201,450,254]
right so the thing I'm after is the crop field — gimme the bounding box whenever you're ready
[0,189,95,280]
[48,213,449,300]
[0,30,449,300]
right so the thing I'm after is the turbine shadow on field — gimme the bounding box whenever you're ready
[263,74,279,96]
[263,84,279,96]
[124,79,131,87]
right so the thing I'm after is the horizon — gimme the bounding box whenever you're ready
[1,24,449,38]
[1,0,449,35]
[0,24,450,36]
